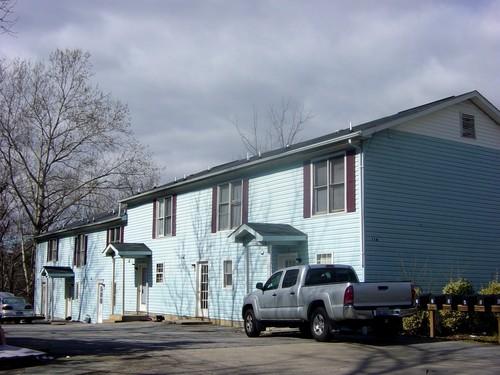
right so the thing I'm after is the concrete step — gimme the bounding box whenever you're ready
[172,318,213,325]
[104,314,150,323]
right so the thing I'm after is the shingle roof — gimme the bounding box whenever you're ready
[123,90,499,205]
[104,243,152,258]
[41,266,74,278]
[229,222,307,245]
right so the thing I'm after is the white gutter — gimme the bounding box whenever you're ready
[121,131,363,203]
[35,216,123,240]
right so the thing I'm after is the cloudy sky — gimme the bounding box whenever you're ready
[2,1,499,182]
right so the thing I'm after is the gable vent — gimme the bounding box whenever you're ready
[461,113,475,139]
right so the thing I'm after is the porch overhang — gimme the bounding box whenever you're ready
[41,266,74,278]
[104,243,152,258]
[229,223,307,246]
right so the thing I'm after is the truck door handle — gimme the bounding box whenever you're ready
[290,292,295,295]
[272,293,277,297]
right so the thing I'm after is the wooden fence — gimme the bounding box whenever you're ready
[416,294,500,344]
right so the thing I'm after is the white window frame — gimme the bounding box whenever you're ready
[47,239,58,262]
[217,181,242,231]
[156,196,173,238]
[312,154,346,215]
[316,253,333,265]
[108,226,122,243]
[155,263,165,284]
[223,260,233,288]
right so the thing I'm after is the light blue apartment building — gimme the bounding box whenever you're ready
[34,91,500,324]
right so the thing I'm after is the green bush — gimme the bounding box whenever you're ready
[403,311,429,336]
[439,278,474,335]
[474,280,500,335]
[479,281,500,295]
[442,278,474,295]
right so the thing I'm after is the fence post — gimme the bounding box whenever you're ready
[427,304,437,338]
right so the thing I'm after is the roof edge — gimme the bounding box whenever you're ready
[35,215,125,242]
[121,131,363,204]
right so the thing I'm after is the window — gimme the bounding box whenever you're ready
[156,196,173,237]
[282,269,299,288]
[108,226,123,244]
[305,267,358,286]
[218,181,242,230]
[313,155,345,214]
[263,271,283,291]
[74,234,87,267]
[223,260,232,288]
[316,253,333,264]
[74,282,80,300]
[155,263,165,283]
[461,113,475,138]
[47,239,58,262]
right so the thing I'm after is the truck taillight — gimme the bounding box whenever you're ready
[25,304,33,310]
[344,285,354,305]
[411,286,417,306]
[2,305,13,310]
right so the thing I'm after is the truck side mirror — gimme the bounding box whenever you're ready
[256,282,263,290]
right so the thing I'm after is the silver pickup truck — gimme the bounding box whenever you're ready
[242,264,416,341]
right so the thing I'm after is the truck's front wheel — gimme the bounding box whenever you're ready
[244,309,262,337]
[310,307,331,342]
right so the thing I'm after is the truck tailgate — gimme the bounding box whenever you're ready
[352,282,412,308]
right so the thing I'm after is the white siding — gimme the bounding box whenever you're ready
[396,100,500,150]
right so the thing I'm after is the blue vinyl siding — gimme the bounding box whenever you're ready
[122,157,361,322]
[364,129,500,293]
[35,230,114,323]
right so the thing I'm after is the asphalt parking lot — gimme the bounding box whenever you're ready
[1,321,499,374]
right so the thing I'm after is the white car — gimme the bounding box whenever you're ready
[0,293,34,323]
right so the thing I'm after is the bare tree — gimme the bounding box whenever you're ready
[0,49,159,297]
[0,0,16,34]
[233,98,313,156]
[0,49,158,235]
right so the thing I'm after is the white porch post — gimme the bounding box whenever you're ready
[122,257,125,316]
[245,245,250,294]
[268,245,273,276]
[50,277,54,321]
[111,256,115,315]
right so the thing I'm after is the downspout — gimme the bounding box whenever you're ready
[349,139,365,280]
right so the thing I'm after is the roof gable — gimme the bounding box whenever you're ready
[121,91,500,205]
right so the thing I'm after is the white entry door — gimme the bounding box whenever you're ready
[197,262,209,318]
[65,279,73,319]
[137,265,148,312]
[277,252,297,270]
[41,279,48,318]
[97,283,105,323]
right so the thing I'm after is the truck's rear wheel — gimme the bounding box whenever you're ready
[310,307,331,342]
[244,309,261,337]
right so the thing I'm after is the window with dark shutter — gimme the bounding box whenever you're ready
[312,155,345,214]
[47,239,58,262]
[108,227,123,244]
[154,196,175,238]
[461,113,475,138]
[74,234,87,267]
[303,162,311,218]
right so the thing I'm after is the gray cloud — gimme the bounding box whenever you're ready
[2,0,499,181]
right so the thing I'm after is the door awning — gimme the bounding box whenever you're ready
[229,223,307,245]
[41,266,74,278]
[104,243,152,258]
